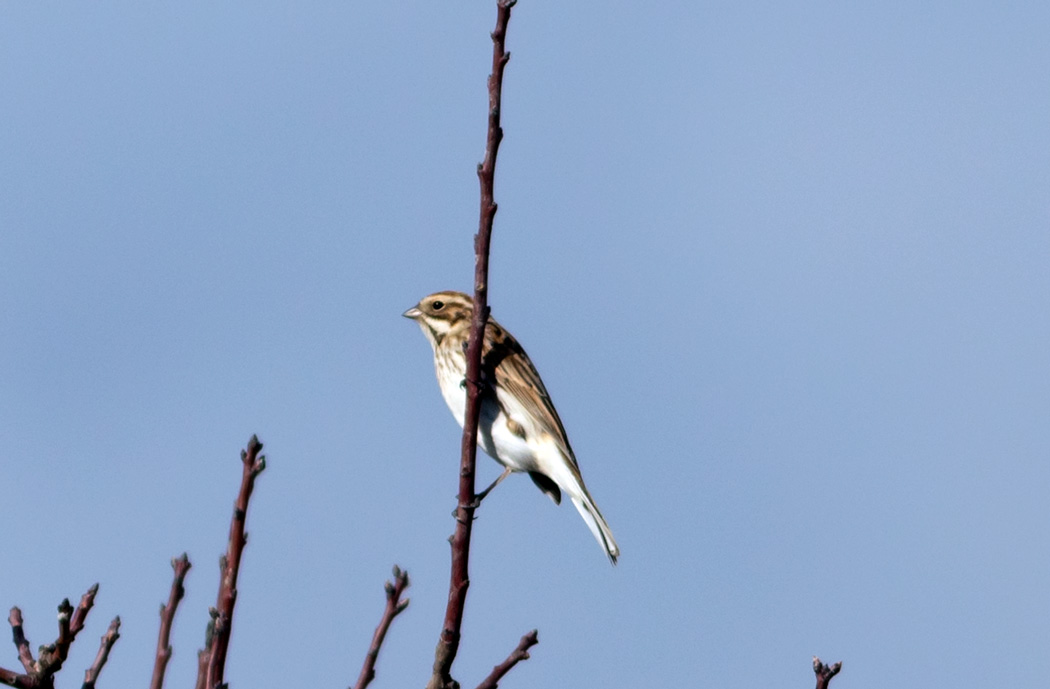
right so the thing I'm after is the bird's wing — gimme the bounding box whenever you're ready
[482,318,582,473]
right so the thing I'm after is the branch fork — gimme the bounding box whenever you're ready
[813,656,843,689]
[1,585,119,689]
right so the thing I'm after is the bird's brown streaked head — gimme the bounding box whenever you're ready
[403,291,474,347]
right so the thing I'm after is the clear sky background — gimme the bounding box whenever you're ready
[1,2,1048,688]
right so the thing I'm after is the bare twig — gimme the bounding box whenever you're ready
[473,630,538,689]
[194,613,215,689]
[8,608,35,674]
[55,599,73,656]
[427,3,517,688]
[197,435,266,689]
[0,667,33,689]
[352,566,411,689]
[1,586,115,689]
[151,554,192,689]
[81,617,121,689]
[813,656,842,689]
[67,586,97,641]
[38,585,99,675]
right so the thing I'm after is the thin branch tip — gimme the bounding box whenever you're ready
[473,630,540,689]
[812,656,843,689]
[198,436,266,689]
[352,567,412,689]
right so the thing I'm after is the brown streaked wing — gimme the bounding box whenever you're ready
[482,318,583,476]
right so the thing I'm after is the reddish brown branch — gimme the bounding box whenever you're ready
[151,553,192,689]
[81,616,121,689]
[8,609,35,674]
[67,586,97,641]
[427,3,517,688]
[1,586,113,689]
[0,668,33,689]
[813,656,842,689]
[3,607,37,688]
[197,435,266,689]
[352,566,411,689]
[53,599,73,667]
[38,585,98,675]
[473,630,538,689]
[194,612,216,689]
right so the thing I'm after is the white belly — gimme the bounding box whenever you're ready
[440,378,539,473]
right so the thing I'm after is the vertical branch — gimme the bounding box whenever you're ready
[194,619,212,689]
[151,554,192,689]
[427,2,516,689]
[197,436,266,689]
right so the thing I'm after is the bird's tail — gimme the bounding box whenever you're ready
[570,491,620,565]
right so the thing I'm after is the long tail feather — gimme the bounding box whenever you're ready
[570,494,619,565]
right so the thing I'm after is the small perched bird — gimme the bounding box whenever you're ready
[404,291,620,564]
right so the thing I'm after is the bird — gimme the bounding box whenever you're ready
[403,290,619,564]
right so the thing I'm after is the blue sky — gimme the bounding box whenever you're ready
[1,2,1048,688]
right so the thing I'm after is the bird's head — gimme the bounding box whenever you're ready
[403,291,474,348]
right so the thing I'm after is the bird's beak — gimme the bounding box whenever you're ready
[402,306,422,320]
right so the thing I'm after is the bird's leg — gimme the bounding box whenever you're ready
[474,466,512,505]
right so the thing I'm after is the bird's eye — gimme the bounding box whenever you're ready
[432,300,445,311]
